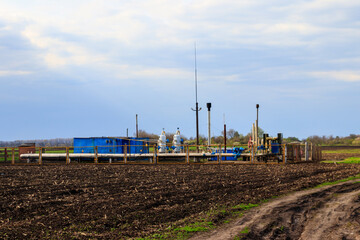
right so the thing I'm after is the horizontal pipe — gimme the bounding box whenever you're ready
[20,152,277,159]
[21,152,238,159]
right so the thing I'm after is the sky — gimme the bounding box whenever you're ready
[0,0,359,141]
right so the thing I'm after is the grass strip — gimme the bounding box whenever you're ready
[136,203,259,240]
[322,157,360,164]
[314,173,360,188]
[322,149,360,154]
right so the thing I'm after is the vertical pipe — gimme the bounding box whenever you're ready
[208,109,210,145]
[94,146,98,164]
[251,145,254,164]
[136,114,138,138]
[224,123,227,161]
[11,148,15,165]
[153,144,156,164]
[208,112,211,145]
[282,144,286,164]
[124,144,127,164]
[186,145,190,165]
[38,147,42,165]
[196,102,199,151]
[207,103,211,146]
[218,144,222,164]
[255,120,258,146]
[66,147,69,164]
[256,104,259,145]
[127,128,129,138]
[252,123,255,145]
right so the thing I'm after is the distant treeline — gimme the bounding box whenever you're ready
[306,134,360,146]
[0,138,73,147]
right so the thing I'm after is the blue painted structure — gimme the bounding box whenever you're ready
[271,143,280,154]
[211,148,237,161]
[73,137,149,154]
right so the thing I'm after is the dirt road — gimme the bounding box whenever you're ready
[192,180,360,240]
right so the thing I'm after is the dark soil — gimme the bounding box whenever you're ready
[1,164,360,239]
[193,180,360,240]
[322,152,360,160]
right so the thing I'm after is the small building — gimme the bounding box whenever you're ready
[73,137,150,154]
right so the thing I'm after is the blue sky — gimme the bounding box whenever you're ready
[0,0,359,141]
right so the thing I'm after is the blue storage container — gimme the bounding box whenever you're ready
[73,137,149,154]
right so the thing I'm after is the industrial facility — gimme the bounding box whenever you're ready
[15,124,321,164]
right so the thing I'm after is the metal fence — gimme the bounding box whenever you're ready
[0,143,322,165]
[286,143,322,162]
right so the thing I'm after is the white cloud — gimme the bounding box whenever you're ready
[0,70,32,77]
[21,25,106,68]
[310,71,360,82]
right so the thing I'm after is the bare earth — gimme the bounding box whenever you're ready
[192,180,360,240]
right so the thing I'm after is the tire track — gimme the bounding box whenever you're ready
[192,180,360,240]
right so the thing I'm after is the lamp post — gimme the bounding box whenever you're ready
[207,103,211,145]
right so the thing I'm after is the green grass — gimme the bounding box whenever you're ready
[322,157,360,164]
[314,173,360,188]
[323,149,360,154]
[44,149,74,153]
[137,202,259,240]
[232,203,259,210]
[239,227,249,234]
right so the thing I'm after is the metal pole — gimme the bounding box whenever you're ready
[191,43,201,151]
[127,128,128,138]
[136,114,138,138]
[196,102,199,147]
[224,123,227,160]
[256,104,260,144]
[256,104,259,145]
[207,103,211,146]
[195,43,199,148]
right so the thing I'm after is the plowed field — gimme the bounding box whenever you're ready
[1,164,360,239]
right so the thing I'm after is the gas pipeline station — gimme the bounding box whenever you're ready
[17,103,321,165]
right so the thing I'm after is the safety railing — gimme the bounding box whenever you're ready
[286,143,322,162]
[2,143,321,165]
[0,147,20,164]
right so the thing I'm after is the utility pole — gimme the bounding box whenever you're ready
[136,114,138,138]
[207,103,212,145]
[224,120,227,161]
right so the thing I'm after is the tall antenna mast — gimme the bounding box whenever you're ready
[191,42,201,149]
[195,42,198,103]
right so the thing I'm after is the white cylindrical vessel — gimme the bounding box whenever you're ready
[172,129,182,153]
[158,130,167,153]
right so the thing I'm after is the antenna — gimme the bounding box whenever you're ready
[195,42,198,103]
[191,42,201,149]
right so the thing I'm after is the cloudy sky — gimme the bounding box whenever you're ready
[0,0,359,141]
